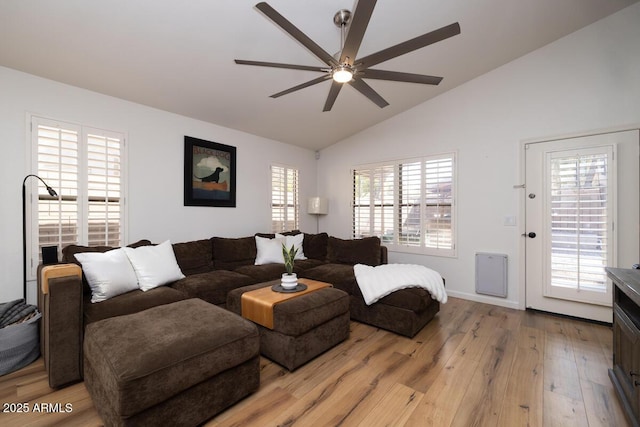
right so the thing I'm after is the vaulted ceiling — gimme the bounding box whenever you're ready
[0,0,637,150]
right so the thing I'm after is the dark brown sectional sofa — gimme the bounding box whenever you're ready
[38,231,440,389]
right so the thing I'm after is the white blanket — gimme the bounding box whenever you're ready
[354,263,447,306]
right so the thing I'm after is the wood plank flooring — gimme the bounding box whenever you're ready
[0,297,629,426]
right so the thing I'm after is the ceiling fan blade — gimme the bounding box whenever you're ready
[270,75,331,98]
[256,2,338,67]
[235,59,326,73]
[323,81,344,112]
[360,69,443,85]
[357,22,460,69]
[349,77,389,108]
[339,0,377,65]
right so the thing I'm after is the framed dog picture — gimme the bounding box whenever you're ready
[184,136,236,207]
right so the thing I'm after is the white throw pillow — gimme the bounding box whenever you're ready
[123,240,185,291]
[75,248,139,303]
[276,233,307,260]
[254,235,285,265]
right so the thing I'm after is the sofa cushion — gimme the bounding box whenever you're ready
[123,240,185,291]
[74,248,140,303]
[62,239,152,264]
[254,235,286,265]
[277,233,306,260]
[300,263,358,295]
[211,237,256,270]
[327,236,381,266]
[172,239,213,275]
[302,232,328,260]
[62,240,152,295]
[62,244,113,264]
[171,270,255,306]
[83,286,188,326]
[234,263,286,282]
[292,258,326,270]
[255,230,301,239]
[257,231,324,261]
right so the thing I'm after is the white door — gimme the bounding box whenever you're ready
[525,130,639,322]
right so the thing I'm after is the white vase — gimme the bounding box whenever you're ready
[281,273,298,290]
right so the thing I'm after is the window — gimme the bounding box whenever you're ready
[270,164,299,233]
[28,116,126,278]
[353,153,456,256]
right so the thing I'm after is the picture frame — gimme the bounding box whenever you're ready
[184,136,236,207]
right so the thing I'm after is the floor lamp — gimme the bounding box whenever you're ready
[22,174,58,301]
[307,197,328,233]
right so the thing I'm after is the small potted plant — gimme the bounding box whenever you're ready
[281,243,298,289]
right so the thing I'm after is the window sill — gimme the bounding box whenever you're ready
[385,244,456,258]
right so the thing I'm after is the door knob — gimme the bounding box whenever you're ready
[522,232,536,238]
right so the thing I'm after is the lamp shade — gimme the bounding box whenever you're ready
[307,197,328,215]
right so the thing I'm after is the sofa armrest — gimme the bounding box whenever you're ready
[38,264,84,388]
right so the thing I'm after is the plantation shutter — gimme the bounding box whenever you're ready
[372,165,394,239]
[86,130,123,246]
[30,117,125,279]
[36,121,80,254]
[424,156,454,250]
[353,153,455,256]
[546,147,612,302]
[398,161,422,246]
[352,165,394,239]
[352,168,371,238]
[271,165,299,233]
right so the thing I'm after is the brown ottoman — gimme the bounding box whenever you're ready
[227,281,350,371]
[83,298,260,427]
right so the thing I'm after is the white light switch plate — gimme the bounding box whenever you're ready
[504,216,517,226]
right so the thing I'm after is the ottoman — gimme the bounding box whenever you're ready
[227,280,350,371]
[83,298,260,427]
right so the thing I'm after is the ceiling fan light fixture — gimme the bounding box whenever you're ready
[236,2,461,111]
[332,65,353,83]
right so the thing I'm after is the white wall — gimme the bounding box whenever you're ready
[0,68,317,304]
[317,3,640,309]
[2,4,638,308]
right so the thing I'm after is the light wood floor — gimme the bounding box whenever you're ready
[0,297,630,426]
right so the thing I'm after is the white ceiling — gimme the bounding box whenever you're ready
[0,0,637,150]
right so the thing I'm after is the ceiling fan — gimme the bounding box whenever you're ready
[235,1,461,112]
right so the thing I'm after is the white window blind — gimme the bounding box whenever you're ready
[353,153,456,256]
[424,156,454,250]
[36,122,80,253]
[30,117,125,278]
[86,132,123,246]
[353,164,394,239]
[271,164,299,233]
[547,147,612,302]
[398,161,421,246]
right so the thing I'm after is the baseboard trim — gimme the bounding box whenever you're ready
[446,290,520,310]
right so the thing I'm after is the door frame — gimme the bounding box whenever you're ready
[517,125,640,313]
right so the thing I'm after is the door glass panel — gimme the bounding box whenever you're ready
[546,147,612,304]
